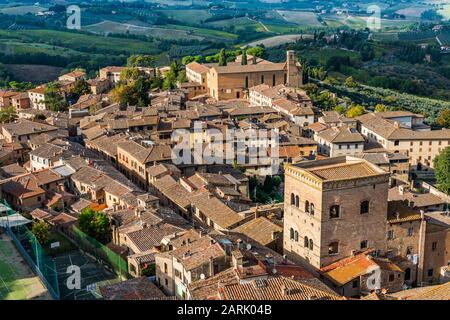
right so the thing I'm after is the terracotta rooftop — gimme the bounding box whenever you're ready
[317,126,365,144]
[186,61,210,74]
[99,277,173,300]
[232,217,282,246]
[220,276,342,300]
[306,161,382,181]
[169,235,226,271]
[191,193,245,229]
[321,251,403,287]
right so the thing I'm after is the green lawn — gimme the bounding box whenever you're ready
[0,234,50,300]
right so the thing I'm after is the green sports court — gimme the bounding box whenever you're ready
[54,250,119,300]
[0,232,51,300]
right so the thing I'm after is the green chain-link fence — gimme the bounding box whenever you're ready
[0,200,60,299]
[66,226,128,278]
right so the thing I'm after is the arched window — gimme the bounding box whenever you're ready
[272,74,276,86]
[360,200,369,214]
[295,195,299,208]
[310,203,315,215]
[328,241,339,255]
[290,193,295,206]
[305,200,310,213]
[261,75,264,84]
[304,236,309,248]
[284,73,287,84]
[245,76,249,89]
[290,228,294,240]
[294,231,299,242]
[309,239,314,250]
[329,205,340,219]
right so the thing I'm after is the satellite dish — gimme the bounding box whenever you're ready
[200,274,205,280]
[246,244,252,250]
[272,268,277,274]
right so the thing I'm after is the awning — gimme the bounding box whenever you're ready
[0,213,32,228]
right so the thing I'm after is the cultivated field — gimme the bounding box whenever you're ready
[4,64,64,84]
[83,20,205,41]
[0,5,46,15]
[159,9,213,24]
[438,4,450,20]
[0,233,51,300]
[276,10,322,26]
[395,6,430,18]
[246,34,313,48]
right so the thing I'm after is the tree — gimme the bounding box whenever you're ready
[334,105,346,115]
[218,49,227,66]
[70,79,91,99]
[44,82,68,112]
[246,46,265,58]
[182,56,195,65]
[127,55,155,68]
[437,108,450,129]
[346,104,366,118]
[8,81,34,92]
[375,104,388,113]
[433,147,450,195]
[111,84,136,106]
[0,106,17,123]
[32,221,50,245]
[162,60,182,90]
[344,76,357,88]
[252,54,257,65]
[241,50,247,65]
[78,208,110,242]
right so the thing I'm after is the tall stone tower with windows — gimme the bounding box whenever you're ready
[283,156,389,270]
[286,50,303,88]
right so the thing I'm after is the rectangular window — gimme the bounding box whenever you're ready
[360,240,368,249]
[407,227,413,237]
[432,242,437,251]
[387,230,394,240]
[427,269,433,277]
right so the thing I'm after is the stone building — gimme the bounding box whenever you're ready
[283,156,390,270]
[185,51,302,101]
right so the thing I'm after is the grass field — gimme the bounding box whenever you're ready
[0,232,51,300]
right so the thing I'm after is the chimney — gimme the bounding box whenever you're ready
[271,231,278,240]
[209,256,214,277]
[281,285,289,296]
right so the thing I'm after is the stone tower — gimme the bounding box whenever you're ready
[283,156,389,270]
[286,50,302,88]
